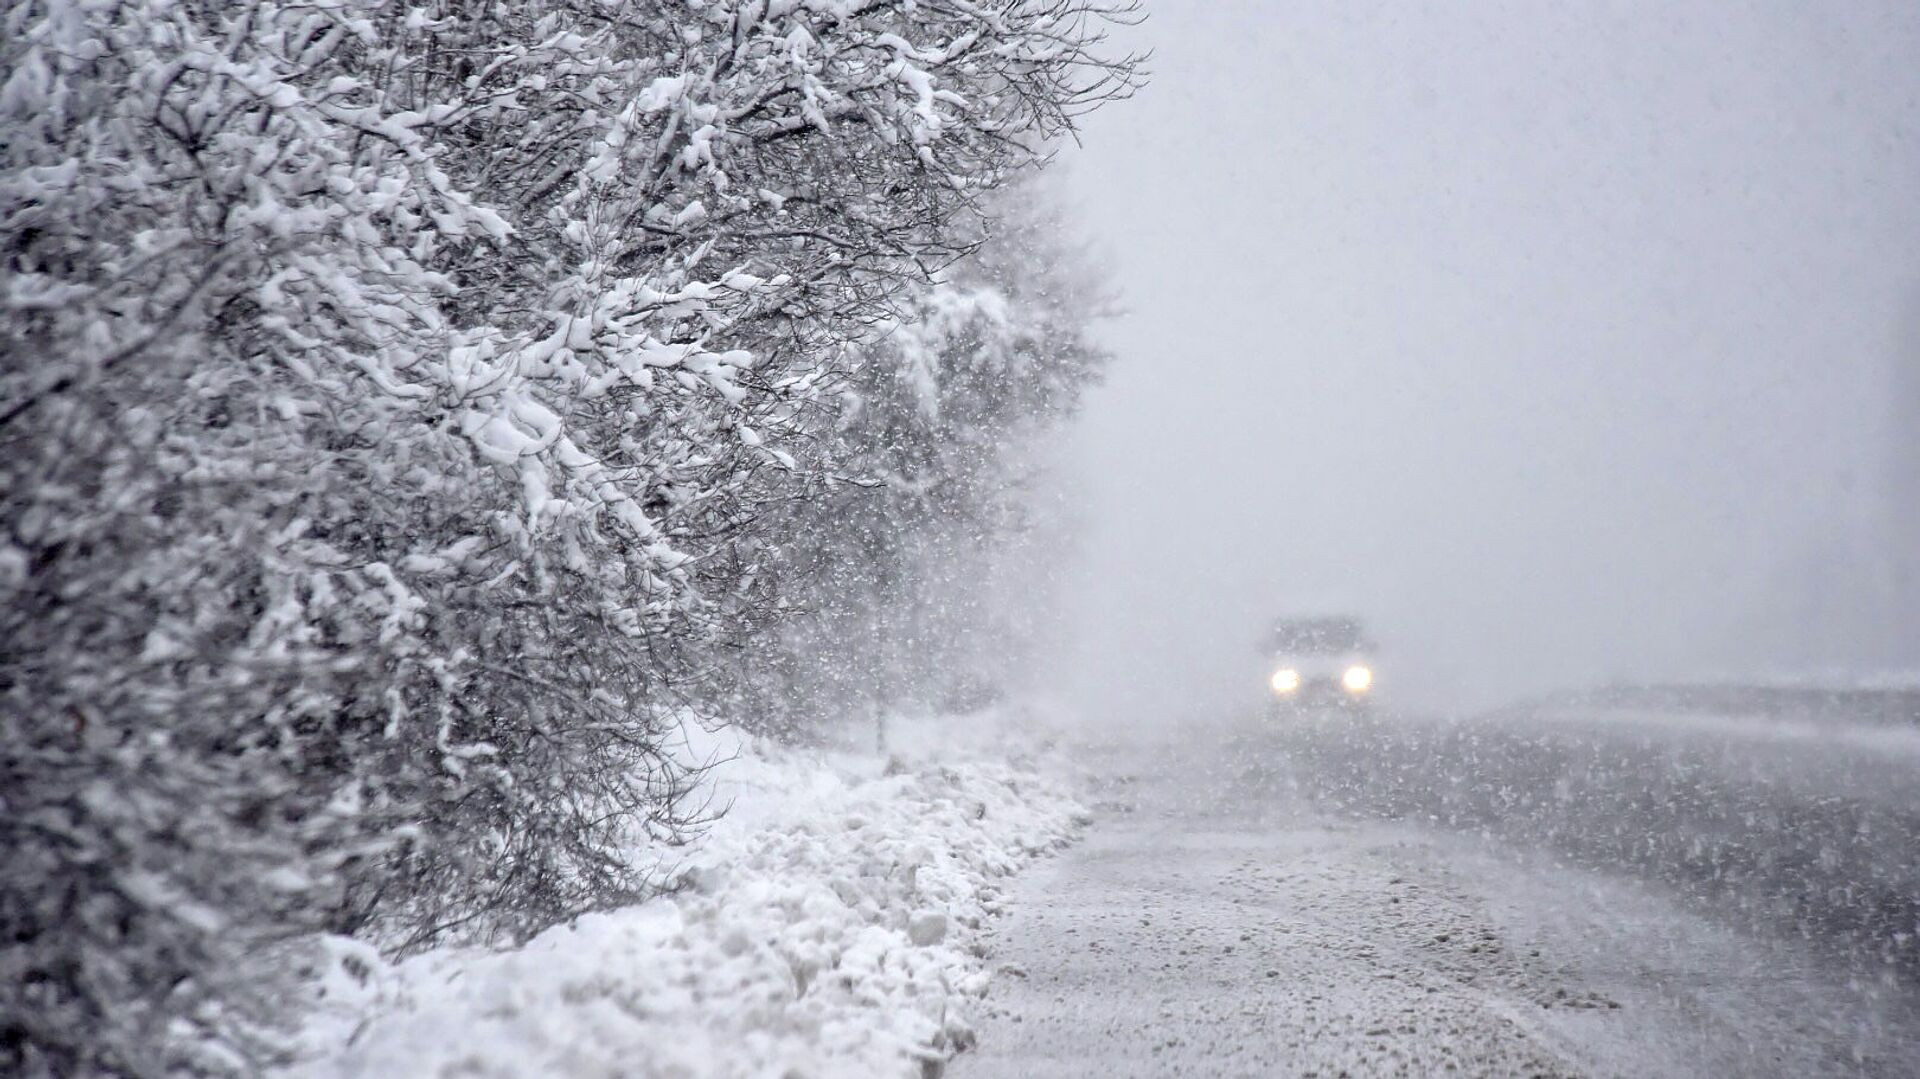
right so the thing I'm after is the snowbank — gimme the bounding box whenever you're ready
[287,707,1087,1078]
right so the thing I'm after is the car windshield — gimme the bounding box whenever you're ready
[1268,617,1367,655]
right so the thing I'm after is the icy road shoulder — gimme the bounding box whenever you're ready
[287,710,1088,1079]
[955,781,1592,1076]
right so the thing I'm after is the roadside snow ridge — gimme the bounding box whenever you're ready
[291,719,1085,1078]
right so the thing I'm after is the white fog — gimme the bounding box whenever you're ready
[1056,0,1920,717]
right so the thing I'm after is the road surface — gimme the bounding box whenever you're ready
[956,700,1920,1077]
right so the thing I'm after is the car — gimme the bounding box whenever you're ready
[1261,615,1377,713]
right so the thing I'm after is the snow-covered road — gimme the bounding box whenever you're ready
[957,710,1920,1077]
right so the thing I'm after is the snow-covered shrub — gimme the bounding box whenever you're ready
[742,187,1117,733]
[0,0,1139,1073]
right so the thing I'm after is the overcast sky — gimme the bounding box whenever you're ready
[1049,1,1920,718]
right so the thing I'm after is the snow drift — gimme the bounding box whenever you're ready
[288,710,1087,1078]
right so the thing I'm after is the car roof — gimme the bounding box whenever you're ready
[1266,615,1368,652]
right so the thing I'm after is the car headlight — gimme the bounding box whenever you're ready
[1270,668,1301,694]
[1342,665,1373,693]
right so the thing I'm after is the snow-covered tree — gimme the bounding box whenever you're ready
[0,1,1141,1073]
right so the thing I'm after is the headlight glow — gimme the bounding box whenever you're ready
[1270,668,1301,694]
[1342,665,1373,693]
